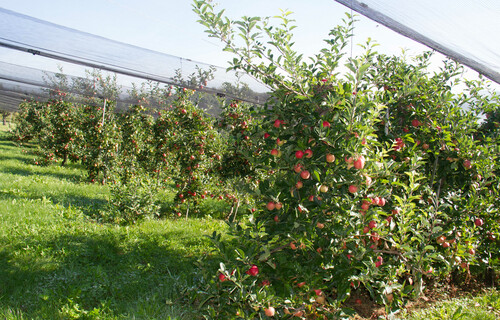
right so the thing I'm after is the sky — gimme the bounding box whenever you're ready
[0,0,495,91]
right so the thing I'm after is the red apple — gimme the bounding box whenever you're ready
[368,220,377,229]
[353,156,365,169]
[300,170,311,180]
[295,150,304,159]
[271,149,279,157]
[463,159,472,170]
[322,120,331,128]
[275,202,283,210]
[246,264,259,276]
[273,119,282,128]
[264,307,275,317]
[375,256,383,267]
[218,273,226,281]
[378,198,386,207]
[326,153,335,163]
[293,163,303,173]
[274,215,279,222]
[348,185,358,193]
[295,181,303,189]
[264,132,270,139]
[411,119,420,127]
[304,149,313,158]
[266,202,276,211]
[474,218,484,226]
[316,222,325,229]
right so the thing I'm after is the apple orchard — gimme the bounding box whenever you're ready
[10,1,500,319]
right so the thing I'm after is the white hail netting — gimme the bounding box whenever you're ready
[0,8,269,112]
[334,0,500,84]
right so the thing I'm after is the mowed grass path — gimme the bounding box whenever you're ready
[0,125,226,319]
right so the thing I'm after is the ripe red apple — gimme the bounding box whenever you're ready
[353,156,365,169]
[218,273,226,281]
[474,218,484,226]
[275,202,283,210]
[378,198,386,207]
[264,307,275,317]
[316,222,325,229]
[264,132,270,139]
[326,153,335,163]
[276,138,285,146]
[273,215,279,222]
[293,163,303,173]
[463,159,472,170]
[411,119,420,127]
[296,181,303,189]
[322,120,331,128]
[368,220,377,229]
[295,150,304,159]
[304,149,313,158]
[273,119,282,128]
[300,170,311,180]
[271,149,281,157]
[375,256,383,267]
[266,202,276,211]
[348,185,358,193]
[422,143,430,150]
[246,264,259,276]
[436,236,446,244]
[308,195,315,202]
[363,226,370,234]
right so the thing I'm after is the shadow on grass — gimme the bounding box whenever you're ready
[0,163,85,183]
[0,229,218,319]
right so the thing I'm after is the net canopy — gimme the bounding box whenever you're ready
[0,7,269,112]
[334,0,500,85]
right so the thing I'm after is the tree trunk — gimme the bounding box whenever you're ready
[61,153,68,166]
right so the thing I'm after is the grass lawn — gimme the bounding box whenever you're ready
[0,122,498,319]
[0,123,226,319]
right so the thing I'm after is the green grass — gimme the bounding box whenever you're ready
[400,289,500,320]
[0,124,226,319]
